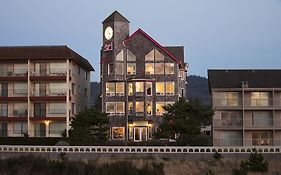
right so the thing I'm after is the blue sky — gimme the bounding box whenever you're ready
[0,0,281,81]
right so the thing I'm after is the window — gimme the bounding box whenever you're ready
[136,82,144,93]
[220,111,242,127]
[136,101,144,113]
[145,63,154,74]
[221,131,242,146]
[14,83,27,95]
[13,103,28,117]
[156,102,165,115]
[34,123,46,137]
[146,101,152,115]
[106,83,115,96]
[112,127,125,140]
[128,102,133,115]
[128,83,133,96]
[14,64,27,76]
[72,103,75,115]
[116,82,124,96]
[13,122,27,135]
[84,71,88,80]
[106,102,115,115]
[145,49,164,61]
[127,50,136,61]
[251,92,270,106]
[0,64,8,77]
[49,103,66,114]
[0,83,8,97]
[145,50,154,61]
[127,63,136,75]
[166,82,174,95]
[252,131,272,146]
[115,62,124,75]
[49,83,66,96]
[146,82,152,96]
[155,63,164,74]
[71,63,77,76]
[72,83,75,95]
[34,103,46,117]
[84,88,88,98]
[221,92,240,106]
[155,49,164,61]
[156,82,165,96]
[49,63,66,75]
[165,63,174,74]
[116,50,123,61]
[252,111,272,127]
[0,103,8,116]
[49,122,66,136]
[0,123,7,137]
[116,102,125,115]
[77,85,81,94]
[108,63,114,75]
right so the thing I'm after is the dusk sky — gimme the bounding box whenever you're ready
[0,0,280,81]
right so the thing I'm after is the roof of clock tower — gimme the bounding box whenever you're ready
[102,11,130,24]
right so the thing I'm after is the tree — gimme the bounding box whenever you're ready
[69,107,109,145]
[157,98,213,145]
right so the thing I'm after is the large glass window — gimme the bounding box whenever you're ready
[14,64,28,76]
[49,83,66,95]
[220,111,242,127]
[165,63,174,74]
[136,101,144,113]
[13,103,28,117]
[116,82,124,96]
[220,131,242,146]
[156,82,165,96]
[14,83,27,95]
[0,83,8,97]
[127,63,136,75]
[146,82,152,96]
[146,101,152,115]
[106,83,115,96]
[145,63,154,74]
[155,63,164,74]
[116,102,125,115]
[252,131,272,146]
[145,49,164,61]
[166,82,175,95]
[0,103,8,116]
[128,83,133,95]
[145,50,154,61]
[221,92,240,106]
[13,122,27,135]
[0,123,7,137]
[155,49,164,61]
[49,103,66,114]
[116,50,123,61]
[136,82,144,93]
[106,102,115,114]
[115,62,124,75]
[49,122,66,136]
[34,123,46,137]
[49,63,66,75]
[127,50,136,61]
[251,92,270,106]
[156,102,165,115]
[112,127,125,140]
[252,111,273,127]
[34,103,46,117]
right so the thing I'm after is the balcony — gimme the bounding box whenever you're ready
[30,89,66,101]
[213,118,242,130]
[0,69,28,81]
[30,68,67,81]
[244,99,273,109]
[244,117,273,129]
[212,98,242,109]
[0,89,28,101]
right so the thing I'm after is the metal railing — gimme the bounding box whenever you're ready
[30,89,66,97]
[0,145,281,154]
[0,70,27,77]
[31,68,66,76]
[0,89,27,97]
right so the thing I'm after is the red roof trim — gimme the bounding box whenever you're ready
[123,28,180,63]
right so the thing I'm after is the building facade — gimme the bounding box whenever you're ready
[208,69,281,146]
[101,11,187,142]
[0,46,94,137]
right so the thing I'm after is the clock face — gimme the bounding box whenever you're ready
[104,26,113,40]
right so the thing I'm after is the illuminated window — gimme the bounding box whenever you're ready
[156,82,165,96]
[108,64,114,75]
[145,50,154,61]
[106,83,115,96]
[145,63,154,74]
[146,101,152,115]
[127,63,136,75]
[166,82,174,95]
[128,102,133,115]
[252,131,272,146]
[145,49,164,61]
[115,62,123,75]
[136,101,144,113]
[146,82,152,96]
[112,127,125,140]
[221,92,240,106]
[165,63,174,74]
[156,102,165,115]
[116,50,123,61]
[116,82,124,96]
[116,102,125,115]
[155,63,164,74]
[128,83,133,95]
[251,92,269,106]
[136,82,144,92]
[106,102,115,115]
[127,50,136,61]
[155,50,164,61]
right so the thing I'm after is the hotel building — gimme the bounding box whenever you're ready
[101,11,187,142]
[0,46,94,137]
[208,69,281,146]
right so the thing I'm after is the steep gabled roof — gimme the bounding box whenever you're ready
[102,11,130,24]
[124,28,180,63]
[0,45,94,71]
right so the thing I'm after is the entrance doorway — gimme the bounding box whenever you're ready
[134,127,147,142]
